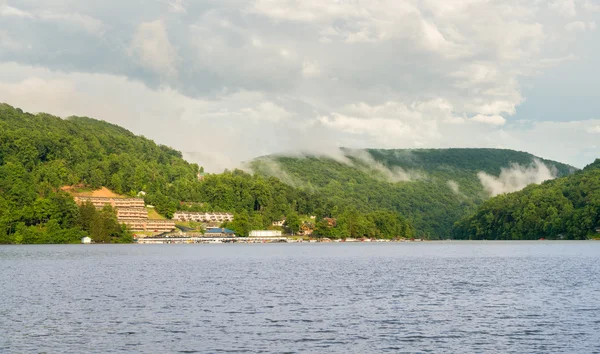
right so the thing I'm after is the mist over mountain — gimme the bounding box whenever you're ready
[249,148,575,238]
[454,159,600,240]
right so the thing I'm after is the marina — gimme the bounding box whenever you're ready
[134,235,410,244]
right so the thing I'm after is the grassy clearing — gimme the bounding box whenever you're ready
[147,207,166,219]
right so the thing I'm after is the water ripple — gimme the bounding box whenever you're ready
[1,242,600,353]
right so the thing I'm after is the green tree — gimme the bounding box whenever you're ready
[285,212,301,235]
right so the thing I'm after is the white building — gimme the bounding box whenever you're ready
[249,230,283,237]
[172,211,234,223]
[81,236,92,244]
[272,219,286,227]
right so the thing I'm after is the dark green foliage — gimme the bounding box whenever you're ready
[75,202,132,243]
[0,103,194,243]
[284,211,300,235]
[453,159,600,240]
[311,209,414,239]
[366,148,574,176]
[250,149,574,239]
[85,204,132,243]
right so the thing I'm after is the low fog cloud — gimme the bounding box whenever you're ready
[343,149,424,183]
[253,148,424,185]
[447,180,461,194]
[478,159,557,197]
[249,156,309,189]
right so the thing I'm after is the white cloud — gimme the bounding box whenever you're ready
[0,30,20,50]
[565,21,586,31]
[471,114,507,126]
[478,160,557,197]
[565,21,596,32]
[0,63,297,172]
[165,0,186,13]
[302,60,322,78]
[319,114,415,141]
[39,12,105,36]
[1,62,599,172]
[550,0,577,17]
[583,0,600,11]
[0,0,598,172]
[587,125,600,133]
[39,11,105,36]
[0,4,33,18]
[252,0,365,23]
[129,20,179,76]
[0,5,104,36]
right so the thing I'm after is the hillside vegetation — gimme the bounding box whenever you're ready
[0,104,412,242]
[0,103,579,242]
[250,148,574,238]
[453,160,600,240]
[0,103,198,243]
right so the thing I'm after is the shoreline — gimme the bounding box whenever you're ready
[2,239,598,246]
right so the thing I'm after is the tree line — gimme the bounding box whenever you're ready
[453,160,600,240]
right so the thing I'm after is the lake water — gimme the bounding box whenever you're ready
[1,242,600,353]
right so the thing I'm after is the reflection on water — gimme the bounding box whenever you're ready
[1,242,600,353]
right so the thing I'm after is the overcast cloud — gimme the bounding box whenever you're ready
[1,0,599,171]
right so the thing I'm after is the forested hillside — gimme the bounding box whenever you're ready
[250,148,575,238]
[453,160,600,240]
[0,103,200,243]
[0,104,412,242]
[0,103,579,243]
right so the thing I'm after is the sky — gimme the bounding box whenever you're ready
[0,0,599,172]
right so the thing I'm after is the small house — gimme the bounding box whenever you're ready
[81,236,92,244]
[272,219,286,227]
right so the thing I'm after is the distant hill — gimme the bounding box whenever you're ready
[0,103,202,243]
[250,148,576,238]
[453,159,600,240]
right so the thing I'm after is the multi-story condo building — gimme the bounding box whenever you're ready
[172,212,234,223]
[75,196,173,233]
[120,219,176,232]
[74,197,145,209]
[117,208,148,220]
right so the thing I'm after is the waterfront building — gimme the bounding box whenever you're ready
[272,219,286,227]
[172,211,234,223]
[298,222,314,236]
[121,219,176,232]
[116,208,148,220]
[249,230,283,237]
[74,196,145,209]
[205,227,236,237]
[81,236,92,244]
[74,196,174,234]
[323,218,337,227]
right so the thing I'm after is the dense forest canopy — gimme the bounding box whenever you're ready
[453,160,600,240]
[0,103,201,243]
[0,103,584,243]
[0,104,411,242]
[250,148,574,239]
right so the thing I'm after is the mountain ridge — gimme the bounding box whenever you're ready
[453,158,600,240]
[249,148,576,238]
